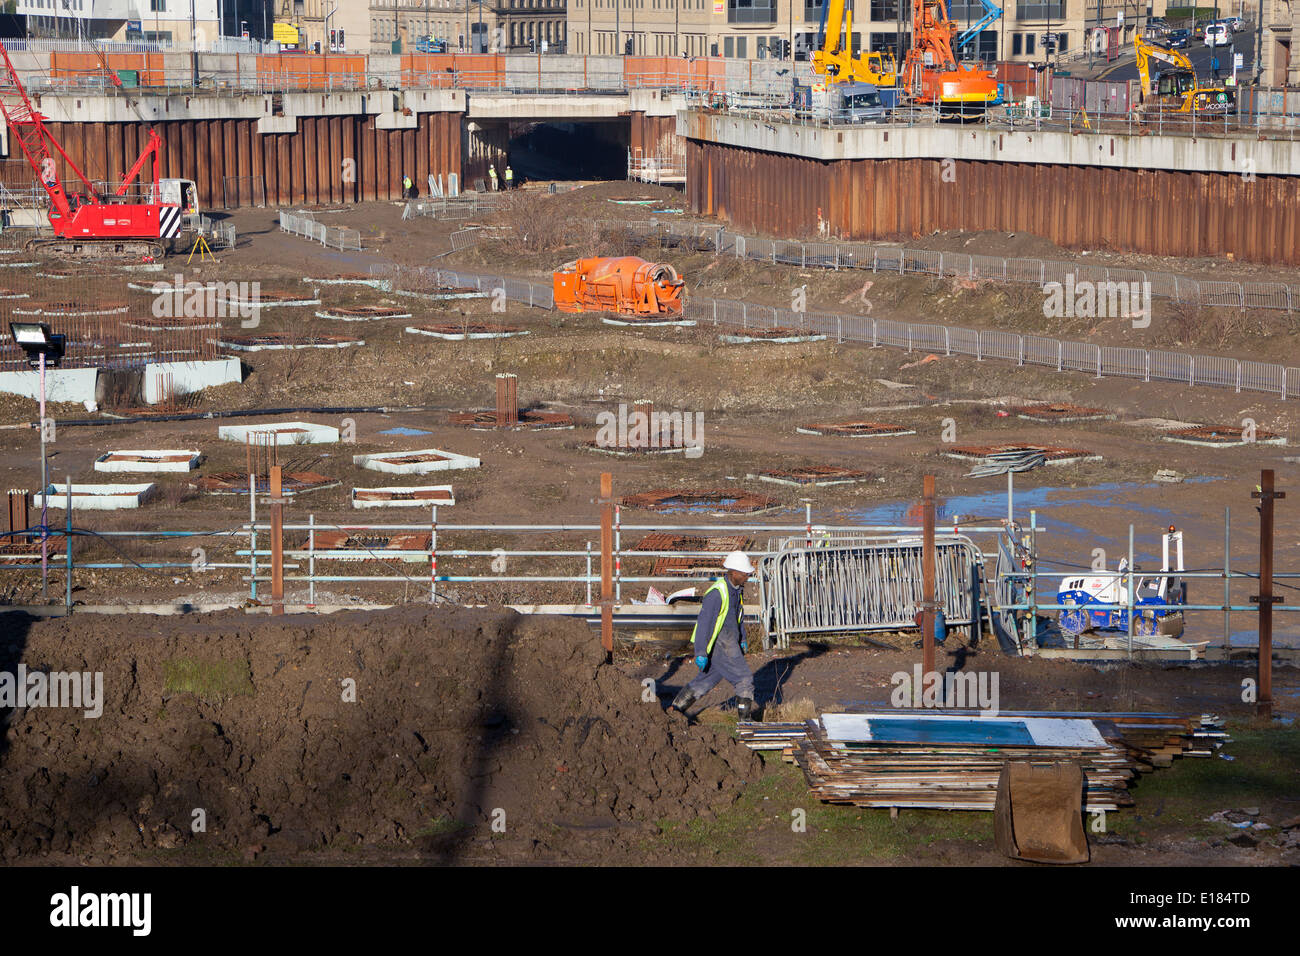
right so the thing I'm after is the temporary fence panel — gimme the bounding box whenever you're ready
[758,536,983,648]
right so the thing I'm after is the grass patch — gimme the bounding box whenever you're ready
[416,816,469,838]
[651,756,989,865]
[1107,720,1300,845]
[162,658,254,703]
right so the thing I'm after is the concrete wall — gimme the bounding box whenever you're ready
[686,120,1300,265]
[681,110,1300,177]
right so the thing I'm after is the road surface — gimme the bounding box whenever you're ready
[1092,30,1258,84]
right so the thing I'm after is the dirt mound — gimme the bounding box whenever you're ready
[0,607,759,863]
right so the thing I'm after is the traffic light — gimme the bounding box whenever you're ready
[1041,33,1057,54]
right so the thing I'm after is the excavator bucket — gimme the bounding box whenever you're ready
[993,761,1090,864]
[552,256,685,317]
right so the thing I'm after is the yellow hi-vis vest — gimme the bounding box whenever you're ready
[691,576,735,656]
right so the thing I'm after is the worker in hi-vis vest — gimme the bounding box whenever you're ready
[671,551,759,721]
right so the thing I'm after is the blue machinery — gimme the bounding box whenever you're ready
[951,0,1002,53]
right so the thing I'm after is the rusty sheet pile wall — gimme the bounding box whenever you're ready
[1,113,463,208]
[686,139,1300,266]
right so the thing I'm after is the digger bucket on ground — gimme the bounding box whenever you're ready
[993,761,1090,864]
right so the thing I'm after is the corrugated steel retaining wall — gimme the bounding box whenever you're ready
[686,138,1300,266]
[2,112,464,208]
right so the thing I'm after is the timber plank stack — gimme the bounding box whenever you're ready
[736,711,1226,812]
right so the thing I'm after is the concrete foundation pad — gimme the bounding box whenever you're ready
[217,333,364,351]
[1162,425,1286,447]
[601,316,695,328]
[392,289,486,301]
[406,324,528,340]
[315,307,413,321]
[303,275,393,291]
[95,450,202,473]
[219,421,341,444]
[720,331,827,344]
[35,482,156,510]
[353,448,481,474]
[351,485,456,508]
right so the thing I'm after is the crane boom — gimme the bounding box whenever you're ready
[952,0,1002,53]
[0,44,176,257]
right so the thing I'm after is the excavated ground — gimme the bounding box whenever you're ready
[0,607,758,865]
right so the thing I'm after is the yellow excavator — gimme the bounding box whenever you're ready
[812,0,897,87]
[1133,36,1234,113]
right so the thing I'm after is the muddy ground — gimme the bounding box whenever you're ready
[0,182,1297,865]
[0,184,1295,618]
[0,605,1294,866]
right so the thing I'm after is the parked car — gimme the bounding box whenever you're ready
[1165,29,1191,49]
[1204,22,1232,47]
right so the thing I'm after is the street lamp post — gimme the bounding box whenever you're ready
[11,322,65,605]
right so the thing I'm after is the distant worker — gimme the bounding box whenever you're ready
[402,173,415,198]
[1211,55,1220,79]
[504,165,514,190]
[671,551,760,721]
[488,164,498,191]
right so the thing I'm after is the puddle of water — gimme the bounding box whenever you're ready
[378,427,431,437]
[841,479,1218,531]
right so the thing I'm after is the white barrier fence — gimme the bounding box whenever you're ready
[369,261,1300,401]
[278,210,361,251]
[611,220,1300,314]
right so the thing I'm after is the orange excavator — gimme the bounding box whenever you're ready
[902,0,1000,115]
[553,257,685,317]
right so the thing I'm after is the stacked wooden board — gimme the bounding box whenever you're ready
[737,711,1226,812]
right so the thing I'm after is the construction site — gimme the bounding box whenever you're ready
[0,6,1295,886]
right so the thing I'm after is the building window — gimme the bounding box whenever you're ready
[1012,32,1021,55]
[1015,1,1064,20]
[1025,32,1036,55]
[724,35,734,56]
[868,0,898,20]
[149,0,165,10]
[728,0,776,25]
[804,0,822,22]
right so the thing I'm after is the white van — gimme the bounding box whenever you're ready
[1204,22,1232,47]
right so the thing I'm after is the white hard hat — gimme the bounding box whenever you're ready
[723,551,756,575]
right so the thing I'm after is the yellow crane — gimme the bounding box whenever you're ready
[812,0,897,87]
[1133,36,1234,114]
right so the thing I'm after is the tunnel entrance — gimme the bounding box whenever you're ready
[507,120,629,183]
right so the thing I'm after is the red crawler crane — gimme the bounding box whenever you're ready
[0,46,183,259]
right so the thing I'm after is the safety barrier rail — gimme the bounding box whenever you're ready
[369,259,1300,402]
[757,535,985,648]
[614,219,1300,315]
[278,210,361,251]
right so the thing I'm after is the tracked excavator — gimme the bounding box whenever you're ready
[1133,36,1234,113]
[553,257,685,317]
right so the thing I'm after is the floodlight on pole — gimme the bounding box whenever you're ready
[10,321,63,603]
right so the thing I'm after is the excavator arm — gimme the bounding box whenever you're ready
[1134,36,1195,94]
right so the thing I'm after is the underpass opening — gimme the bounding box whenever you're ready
[507,120,630,183]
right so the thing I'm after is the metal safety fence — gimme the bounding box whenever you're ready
[757,534,985,648]
[278,210,361,251]
[613,219,1300,314]
[368,260,1300,402]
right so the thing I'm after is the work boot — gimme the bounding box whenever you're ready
[670,686,698,714]
[736,697,760,723]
